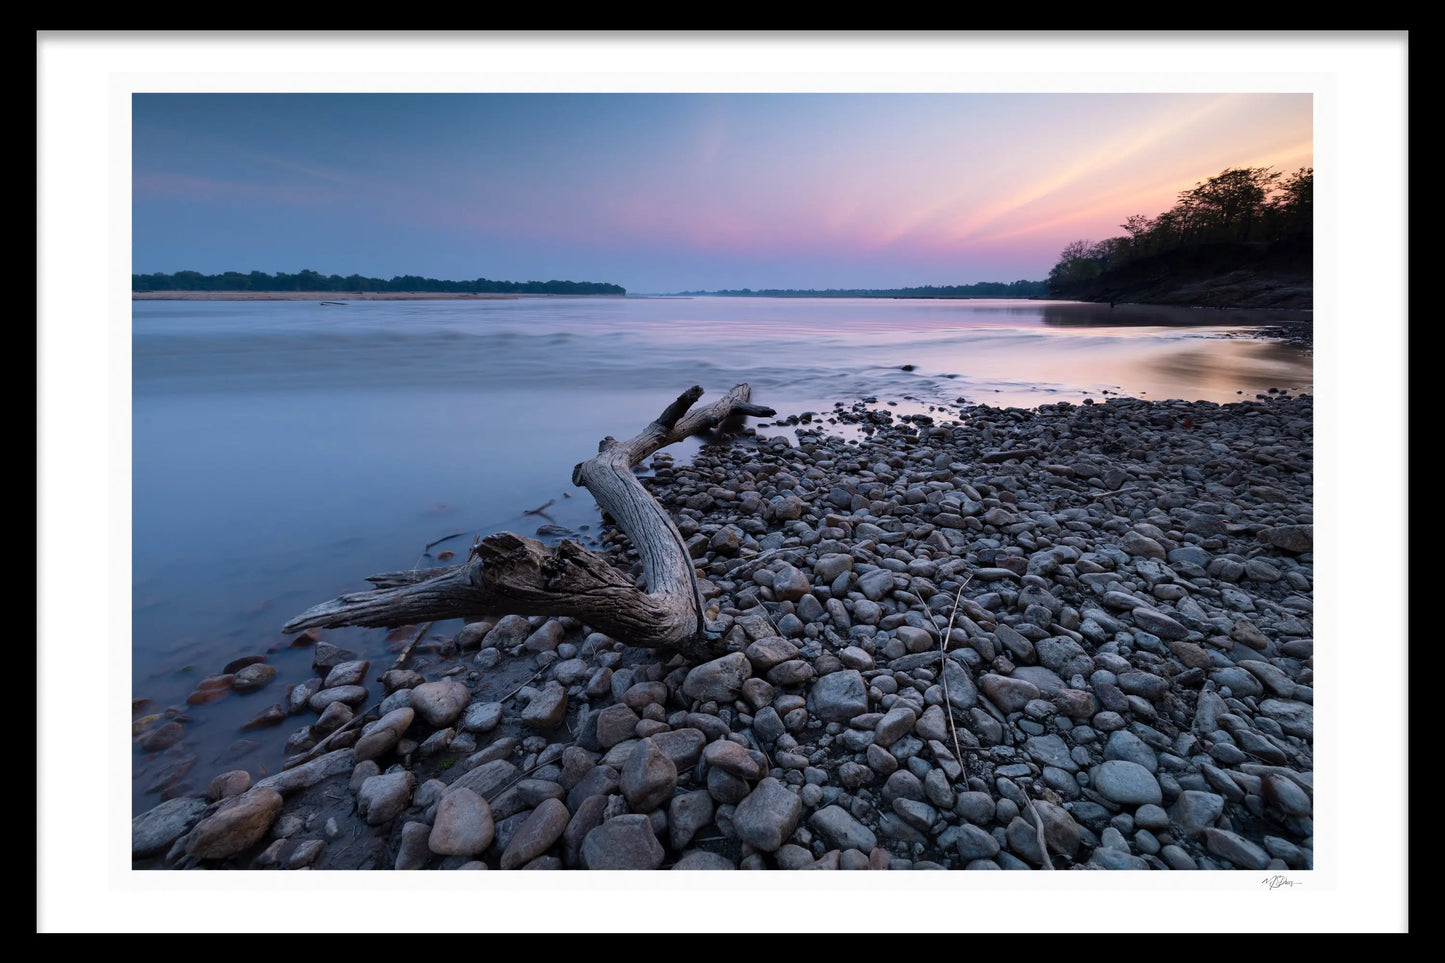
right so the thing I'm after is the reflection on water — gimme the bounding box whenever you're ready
[1036,300,1310,328]
[130,296,1312,812]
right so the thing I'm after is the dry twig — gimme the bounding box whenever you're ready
[1020,790,1056,871]
[934,575,973,776]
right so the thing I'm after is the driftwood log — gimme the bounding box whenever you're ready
[282,384,775,662]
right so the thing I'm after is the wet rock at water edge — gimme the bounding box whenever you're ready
[184,787,284,861]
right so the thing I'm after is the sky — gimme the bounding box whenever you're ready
[131,92,1312,294]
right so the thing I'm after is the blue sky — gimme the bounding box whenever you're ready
[133,92,1312,293]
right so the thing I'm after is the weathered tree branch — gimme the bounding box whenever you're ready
[282,385,775,659]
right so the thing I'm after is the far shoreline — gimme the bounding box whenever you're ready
[132,290,632,301]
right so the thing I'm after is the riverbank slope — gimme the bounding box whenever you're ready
[1049,239,1313,311]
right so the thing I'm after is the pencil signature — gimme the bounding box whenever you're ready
[1261,874,1302,890]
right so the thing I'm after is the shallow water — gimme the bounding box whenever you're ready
[130,296,1311,812]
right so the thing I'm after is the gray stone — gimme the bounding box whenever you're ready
[953,823,1000,859]
[460,701,503,734]
[807,669,869,723]
[1160,844,1198,870]
[322,659,369,688]
[772,564,812,603]
[307,685,369,713]
[704,740,763,781]
[671,851,737,870]
[1211,666,1265,698]
[1203,828,1271,869]
[1091,760,1162,806]
[394,821,432,870]
[620,737,678,812]
[1262,773,1312,816]
[1053,688,1096,718]
[581,814,665,869]
[521,681,568,731]
[1258,698,1313,739]
[938,658,978,710]
[682,652,752,703]
[1036,637,1094,679]
[745,636,801,671]
[668,791,715,850]
[813,553,854,583]
[448,758,519,800]
[499,798,571,869]
[353,707,414,762]
[1239,659,1299,697]
[185,787,284,860]
[1171,790,1225,835]
[1116,671,1169,701]
[596,703,641,749]
[873,705,917,747]
[979,673,1040,713]
[485,614,533,648]
[522,619,566,653]
[428,786,495,857]
[1024,733,1078,772]
[733,777,803,852]
[132,796,210,858]
[1009,665,1066,697]
[1033,800,1083,859]
[356,770,414,826]
[231,662,278,693]
[1104,730,1159,772]
[1122,531,1167,558]
[1259,525,1312,554]
[1129,606,1190,640]
[650,728,708,771]
[205,769,251,801]
[1088,848,1150,870]
[954,791,995,825]
[858,568,897,601]
[409,679,471,728]
[810,805,877,852]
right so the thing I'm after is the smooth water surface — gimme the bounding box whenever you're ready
[131,296,1311,810]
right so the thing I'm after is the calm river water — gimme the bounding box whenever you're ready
[130,295,1312,812]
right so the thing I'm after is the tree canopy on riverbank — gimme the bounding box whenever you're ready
[1046,166,1312,303]
[132,269,626,296]
[667,279,1047,298]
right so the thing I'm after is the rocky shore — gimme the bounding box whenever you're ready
[133,388,1313,872]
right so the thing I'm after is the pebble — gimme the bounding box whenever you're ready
[184,787,284,860]
[733,777,804,851]
[1203,827,1271,869]
[132,796,210,858]
[807,669,869,722]
[621,738,678,812]
[810,805,878,852]
[581,814,665,870]
[308,685,368,713]
[520,682,568,730]
[356,771,414,826]
[232,663,278,692]
[1091,760,1163,806]
[682,652,752,703]
[428,787,495,857]
[499,798,571,869]
[980,673,1040,713]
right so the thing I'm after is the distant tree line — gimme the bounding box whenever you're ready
[671,279,1047,298]
[1047,166,1312,294]
[132,269,626,296]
